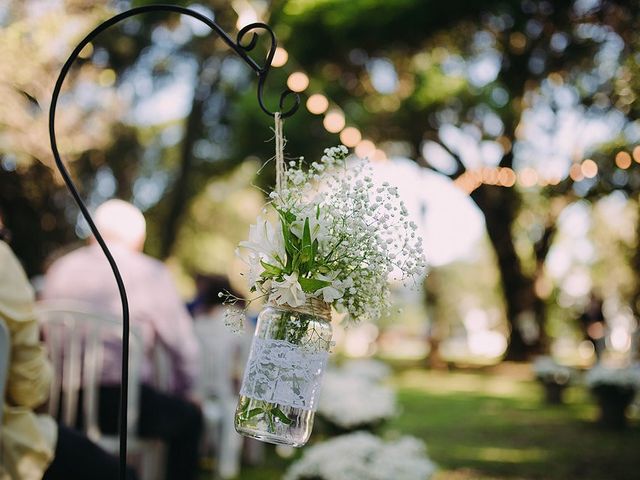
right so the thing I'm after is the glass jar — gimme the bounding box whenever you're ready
[235,299,332,447]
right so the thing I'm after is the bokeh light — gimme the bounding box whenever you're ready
[615,151,631,169]
[339,127,362,147]
[287,72,309,92]
[323,109,346,133]
[581,159,598,178]
[355,139,376,158]
[569,163,584,181]
[306,94,329,114]
[518,167,538,187]
[272,47,288,68]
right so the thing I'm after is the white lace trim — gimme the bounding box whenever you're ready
[240,337,328,411]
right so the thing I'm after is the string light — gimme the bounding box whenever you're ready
[276,45,640,196]
[287,72,309,92]
[372,149,388,162]
[518,167,538,188]
[306,94,329,114]
[547,175,561,186]
[498,167,516,187]
[340,127,362,147]
[615,151,632,169]
[272,47,288,68]
[581,159,598,178]
[569,164,583,181]
[323,110,346,133]
[355,139,376,158]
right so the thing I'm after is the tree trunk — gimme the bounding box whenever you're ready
[471,183,545,360]
[0,165,74,276]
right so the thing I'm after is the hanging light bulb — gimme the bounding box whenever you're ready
[306,94,329,115]
[287,72,309,92]
[272,47,288,68]
[323,110,345,133]
[339,127,362,147]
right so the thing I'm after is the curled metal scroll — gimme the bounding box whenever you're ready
[48,5,299,479]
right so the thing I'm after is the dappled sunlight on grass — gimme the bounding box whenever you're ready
[454,446,548,463]
[393,367,535,399]
[387,368,639,480]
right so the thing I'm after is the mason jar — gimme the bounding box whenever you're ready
[235,299,332,447]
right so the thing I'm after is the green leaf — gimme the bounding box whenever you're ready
[310,239,319,270]
[246,407,264,419]
[303,217,312,249]
[260,260,282,277]
[300,217,313,269]
[276,207,296,225]
[298,277,331,293]
[271,407,293,425]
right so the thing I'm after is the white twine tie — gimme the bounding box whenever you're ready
[274,111,284,196]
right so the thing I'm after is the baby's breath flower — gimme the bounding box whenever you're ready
[233,144,427,326]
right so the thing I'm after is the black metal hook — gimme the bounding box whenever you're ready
[236,22,300,118]
[48,5,299,479]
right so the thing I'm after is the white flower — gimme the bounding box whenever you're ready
[235,144,427,325]
[533,356,573,384]
[239,216,287,268]
[585,364,640,389]
[318,369,396,429]
[223,307,245,334]
[284,431,436,480]
[269,272,307,307]
[317,273,354,303]
[290,211,330,243]
[235,249,263,287]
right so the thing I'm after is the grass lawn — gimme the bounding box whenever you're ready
[205,364,639,480]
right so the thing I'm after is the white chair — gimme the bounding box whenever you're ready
[0,318,10,426]
[35,300,163,480]
[194,311,249,479]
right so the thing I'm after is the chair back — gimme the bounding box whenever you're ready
[35,300,142,443]
[0,318,10,425]
[194,310,250,400]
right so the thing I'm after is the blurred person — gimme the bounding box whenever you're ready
[0,238,138,480]
[41,199,203,480]
[580,292,607,362]
[190,274,250,392]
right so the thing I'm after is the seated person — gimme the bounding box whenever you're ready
[190,274,250,397]
[42,200,203,480]
[0,239,137,480]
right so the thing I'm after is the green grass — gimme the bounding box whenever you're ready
[390,367,640,480]
[204,365,640,480]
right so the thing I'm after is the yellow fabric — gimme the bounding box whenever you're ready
[0,241,56,480]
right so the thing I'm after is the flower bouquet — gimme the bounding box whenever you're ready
[316,368,397,433]
[226,145,426,446]
[532,356,574,404]
[283,431,436,480]
[584,364,640,429]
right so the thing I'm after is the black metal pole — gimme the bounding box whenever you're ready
[48,5,299,478]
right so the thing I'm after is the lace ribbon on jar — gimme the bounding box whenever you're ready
[239,299,331,411]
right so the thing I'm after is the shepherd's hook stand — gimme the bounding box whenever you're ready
[48,5,299,478]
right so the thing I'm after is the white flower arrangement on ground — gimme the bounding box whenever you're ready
[284,431,436,480]
[532,356,574,385]
[224,146,426,329]
[584,364,640,390]
[340,358,392,383]
[318,369,396,430]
